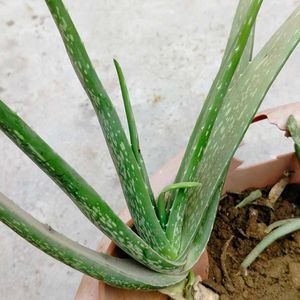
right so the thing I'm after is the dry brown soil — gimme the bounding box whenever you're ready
[204,184,300,300]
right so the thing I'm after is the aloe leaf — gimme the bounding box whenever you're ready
[180,6,300,255]
[223,0,256,69]
[235,189,262,208]
[241,218,300,269]
[171,0,257,194]
[167,0,255,226]
[44,0,174,257]
[166,0,262,247]
[113,59,155,206]
[235,27,255,76]
[181,167,227,270]
[265,218,295,233]
[156,182,200,230]
[171,0,256,194]
[183,189,222,271]
[0,192,186,289]
[287,115,300,162]
[0,99,185,272]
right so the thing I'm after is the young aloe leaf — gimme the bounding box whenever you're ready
[287,115,300,162]
[235,189,262,208]
[113,59,155,206]
[44,0,175,258]
[0,193,186,289]
[156,182,200,230]
[265,218,295,233]
[0,99,185,273]
[180,6,300,255]
[166,0,262,247]
[241,218,300,269]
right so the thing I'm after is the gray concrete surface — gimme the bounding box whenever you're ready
[0,0,299,299]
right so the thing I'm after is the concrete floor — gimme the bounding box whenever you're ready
[0,0,299,299]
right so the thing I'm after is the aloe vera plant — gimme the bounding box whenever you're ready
[0,0,299,297]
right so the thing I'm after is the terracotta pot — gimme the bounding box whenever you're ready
[75,104,300,300]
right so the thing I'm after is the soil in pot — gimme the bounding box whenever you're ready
[204,184,300,300]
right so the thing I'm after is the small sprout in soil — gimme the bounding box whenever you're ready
[235,189,262,208]
[241,218,300,269]
[264,218,295,233]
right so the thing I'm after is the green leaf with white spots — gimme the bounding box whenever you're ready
[0,192,186,289]
[287,115,300,162]
[222,0,256,69]
[170,0,256,196]
[180,5,300,255]
[179,0,257,261]
[166,0,262,248]
[44,0,175,258]
[0,0,299,292]
[181,174,225,270]
[0,99,185,273]
[113,59,155,206]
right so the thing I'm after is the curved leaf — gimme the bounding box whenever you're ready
[156,182,200,229]
[0,192,186,289]
[242,218,300,268]
[166,0,262,248]
[172,0,256,199]
[0,99,185,273]
[44,0,175,258]
[179,166,227,270]
[113,59,155,206]
[180,5,300,255]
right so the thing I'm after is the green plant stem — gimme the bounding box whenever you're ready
[0,192,186,289]
[235,189,262,208]
[113,59,155,206]
[241,218,300,269]
[265,218,295,233]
